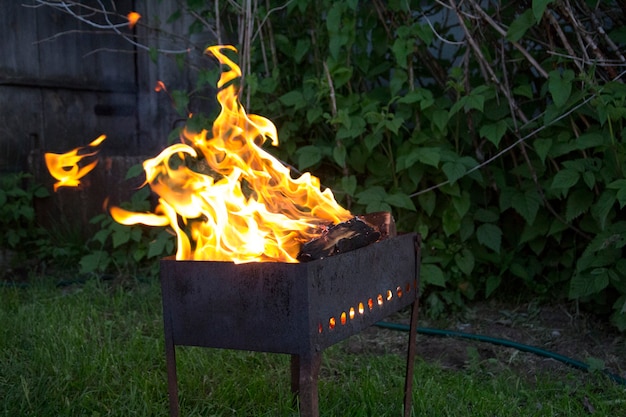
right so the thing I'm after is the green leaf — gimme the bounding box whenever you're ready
[418,192,436,217]
[591,190,616,230]
[385,193,416,211]
[295,146,322,170]
[465,93,485,113]
[551,169,580,191]
[279,90,305,108]
[442,161,466,185]
[33,186,49,198]
[422,264,446,287]
[474,208,499,223]
[479,120,508,147]
[307,107,323,124]
[392,38,411,69]
[442,205,461,236]
[125,164,144,180]
[170,90,189,117]
[293,38,310,63]
[93,229,111,245]
[341,175,357,196]
[548,69,575,108]
[512,189,542,224]
[112,228,131,248]
[566,189,593,222]
[454,249,475,276]
[364,132,383,152]
[326,2,343,33]
[384,114,405,135]
[485,275,502,298]
[148,233,171,258]
[329,34,349,60]
[148,47,159,64]
[477,223,502,253]
[431,109,449,132]
[582,171,596,189]
[452,191,471,218]
[79,251,109,274]
[356,186,387,206]
[532,0,553,22]
[397,147,440,170]
[569,269,610,298]
[608,179,626,209]
[506,9,535,42]
[418,147,441,168]
[333,144,347,167]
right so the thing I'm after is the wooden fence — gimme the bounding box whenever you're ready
[0,0,217,230]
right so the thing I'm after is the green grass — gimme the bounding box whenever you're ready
[1,277,624,416]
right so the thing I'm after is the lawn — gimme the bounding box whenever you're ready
[1,276,624,416]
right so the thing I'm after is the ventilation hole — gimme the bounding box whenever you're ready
[340,312,347,325]
[368,298,374,311]
[329,317,336,330]
[377,294,384,306]
[386,290,393,301]
[358,302,365,315]
[318,323,323,334]
[397,286,403,298]
[349,307,355,320]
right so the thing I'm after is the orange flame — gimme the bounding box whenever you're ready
[44,135,107,191]
[112,45,352,263]
[127,11,141,29]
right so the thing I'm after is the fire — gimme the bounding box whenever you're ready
[44,134,107,191]
[127,11,141,29]
[112,45,352,263]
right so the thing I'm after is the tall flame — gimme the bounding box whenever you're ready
[112,45,352,263]
[44,134,107,191]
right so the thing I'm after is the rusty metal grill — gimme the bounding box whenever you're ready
[160,232,421,417]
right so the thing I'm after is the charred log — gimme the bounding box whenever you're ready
[297,212,396,262]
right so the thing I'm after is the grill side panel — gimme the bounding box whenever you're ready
[160,260,310,354]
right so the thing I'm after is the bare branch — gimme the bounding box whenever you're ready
[30,0,190,55]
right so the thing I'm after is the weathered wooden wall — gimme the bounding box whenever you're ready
[0,0,217,232]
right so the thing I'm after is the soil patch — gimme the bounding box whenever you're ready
[342,300,626,383]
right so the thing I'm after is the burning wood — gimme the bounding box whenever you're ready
[297,212,396,261]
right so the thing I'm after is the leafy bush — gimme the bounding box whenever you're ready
[164,0,625,329]
[79,186,174,277]
[0,173,49,271]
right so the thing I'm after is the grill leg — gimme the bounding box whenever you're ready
[403,233,421,417]
[290,353,321,417]
[165,337,180,417]
[403,298,419,417]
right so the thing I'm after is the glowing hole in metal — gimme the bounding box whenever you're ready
[358,302,365,315]
[387,290,393,301]
[340,312,347,325]
[349,307,355,319]
[329,317,336,330]
[397,286,403,298]
[406,283,411,293]
[368,298,374,310]
[318,323,323,334]
[377,294,384,306]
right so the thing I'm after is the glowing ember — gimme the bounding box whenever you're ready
[44,134,107,191]
[112,45,352,263]
[127,11,141,29]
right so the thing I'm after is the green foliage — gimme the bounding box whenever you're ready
[0,174,49,267]
[155,1,626,329]
[79,186,174,277]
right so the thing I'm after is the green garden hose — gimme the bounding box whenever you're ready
[375,321,626,386]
